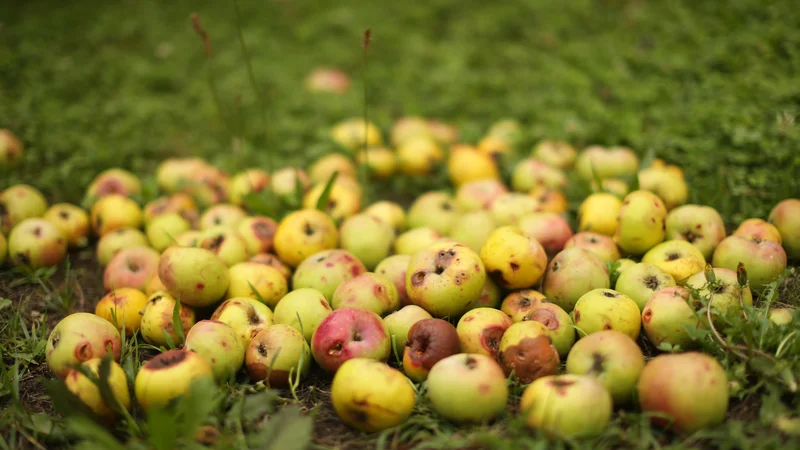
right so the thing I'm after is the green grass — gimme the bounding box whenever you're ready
[2,0,800,448]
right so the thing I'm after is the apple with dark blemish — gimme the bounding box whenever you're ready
[43,203,90,248]
[104,246,160,292]
[542,248,609,312]
[270,167,310,202]
[501,289,547,322]
[211,297,274,349]
[273,287,333,342]
[712,235,787,293]
[292,249,367,300]
[454,178,508,212]
[407,191,462,236]
[511,157,568,192]
[456,307,513,358]
[155,157,209,193]
[331,272,399,315]
[134,349,214,411]
[522,302,575,357]
[46,312,122,379]
[403,319,460,382]
[158,246,230,308]
[198,225,249,267]
[199,203,247,230]
[229,168,270,206]
[311,307,391,373]
[481,226,547,290]
[65,358,130,421]
[143,193,199,225]
[237,216,278,256]
[665,204,726,260]
[637,352,729,433]
[383,305,433,352]
[86,168,141,200]
[565,330,644,405]
[226,262,287,308]
[426,353,508,423]
[246,324,311,387]
[331,358,416,432]
[175,230,202,248]
[90,194,143,236]
[732,218,782,244]
[518,212,573,257]
[250,253,292,280]
[406,241,486,318]
[7,218,67,269]
[532,139,577,170]
[614,262,676,311]
[145,213,190,252]
[613,190,667,256]
[684,267,753,325]
[519,374,612,438]
[0,184,48,234]
[184,320,245,382]
[641,286,703,350]
[375,254,411,306]
[563,231,620,265]
[139,292,196,347]
[498,321,560,384]
[642,240,706,282]
[769,198,800,258]
[466,277,502,310]
[339,214,395,271]
[572,289,641,340]
[94,288,149,336]
[96,228,149,266]
[394,227,442,256]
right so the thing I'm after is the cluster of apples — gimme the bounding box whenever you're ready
[2,116,799,439]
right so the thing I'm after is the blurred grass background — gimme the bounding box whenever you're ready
[1,0,799,222]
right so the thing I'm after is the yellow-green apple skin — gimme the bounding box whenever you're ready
[103,246,160,292]
[139,292,196,347]
[375,254,412,306]
[576,145,639,181]
[712,235,787,293]
[501,289,547,322]
[520,374,612,438]
[210,297,274,349]
[97,228,149,266]
[542,248,610,313]
[228,169,270,206]
[532,139,577,170]
[90,194,143,236]
[407,191,462,236]
[614,262,676,311]
[184,320,245,382]
[665,204,727,260]
[86,168,141,199]
[564,231,620,264]
[450,211,496,253]
[332,358,416,432]
[572,289,641,340]
[198,225,249,267]
[158,247,230,308]
[511,157,567,191]
[637,352,728,434]
[363,201,407,234]
[199,204,247,230]
[226,262,287,308]
[480,226,547,290]
[394,227,442,255]
[134,349,214,411]
[769,199,800,258]
[270,167,310,201]
[614,190,668,255]
[578,193,622,236]
[65,358,131,421]
[146,213,190,252]
[292,249,367,300]
[43,203,90,248]
[641,286,703,350]
[46,313,122,379]
[732,218,782,244]
[94,288,149,336]
[339,214,395,270]
[489,193,539,226]
[456,308,513,359]
[273,288,333,342]
[684,268,753,324]
[642,240,706,282]
[522,302,576,358]
[8,218,67,269]
[273,209,339,267]
[383,305,433,352]
[237,216,278,256]
[426,353,508,424]
[518,212,573,257]
[246,325,311,387]
[1,184,48,234]
[332,272,399,316]
[455,179,508,212]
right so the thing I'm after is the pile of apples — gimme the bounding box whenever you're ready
[1,118,799,439]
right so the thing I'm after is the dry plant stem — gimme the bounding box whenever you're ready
[705,300,777,363]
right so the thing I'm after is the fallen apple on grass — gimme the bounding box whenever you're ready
[331,272,399,316]
[96,228,150,266]
[65,357,131,421]
[426,353,509,424]
[339,214,395,270]
[1,184,49,234]
[712,235,787,293]
[522,302,575,357]
[291,249,367,300]
[46,313,122,379]
[158,246,230,308]
[198,225,249,267]
[226,262,288,308]
[577,192,622,237]
[641,239,706,282]
[311,307,391,373]
[42,203,90,248]
[563,231,620,264]
[246,324,311,387]
[210,297,274,349]
[614,262,676,311]
[500,289,547,322]
[139,292,196,347]
[394,227,442,255]
[145,212,190,252]
[403,318,460,382]
[236,216,278,256]
[184,320,245,382]
[273,208,339,267]
[375,254,412,306]
[456,307,513,359]
[90,194,143,236]
[542,248,610,312]
[94,288,149,336]
[273,288,332,342]
[641,286,703,350]
[86,168,141,200]
[249,253,292,280]
[480,226,547,290]
[7,218,67,269]
[407,191,462,236]
[363,201,407,234]
[517,212,573,257]
[614,190,668,256]
[199,203,247,230]
[498,321,560,384]
[383,305,433,353]
[572,289,641,340]
[733,218,782,244]
[103,246,160,292]
[769,198,800,259]
[134,349,214,411]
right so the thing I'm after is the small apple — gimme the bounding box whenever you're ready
[272,288,332,342]
[210,297,274,349]
[768,308,794,326]
[95,288,149,336]
[8,218,67,269]
[86,168,141,199]
[614,190,668,255]
[228,169,270,206]
[237,216,278,256]
[198,225,249,266]
[591,178,630,198]
[226,262,287,308]
[684,267,753,323]
[712,236,787,292]
[531,139,576,170]
[90,194,143,236]
[140,292,196,347]
[481,226,547,290]
[331,273,399,316]
[292,249,366,300]
[769,199,800,258]
[519,374,612,438]
[249,253,292,280]
[309,153,357,184]
[665,204,726,260]
[0,184,48,234]
[573,289,641,340]
[478,135,512,162]
[175,230,202,248]
[159,246,230,308]
[330,118,383,152]
[529,186,568,214]
[542,248,610,312]
[642,240,706,282]
[455,179,508,212]
[406,242,486,318]
[638,167,688,210]
[467,277,502,310]
[43,203,90,248]
[270,167,310,201]
[575,145,639,181]
[403,319,460,382]
[450,211,496,253]
[375,254,412,306]
[146,213,190,252]
[305,67,350,94]
[456,307,513,358]
[143,193,199,226]
[182,166,231,208]
[501,289,547,322]
[407,191,462,236]
[363,201,407,234]
[511,158,567,192]
[642,286,703,350]
[447,146,499,187]
[498,321,560,384]
[155,157,209,193]
[184,320,245,382]
[489,193,539,226]
[397,135,444,175]
[302,179,362,222]
[46,313,122,379]
[134,349,214,411]
[383,305,433,352]
[0,129,23,167]
[637,352,728,433]
[96,228,150,266]
[518,212,573,257]
[65,358,131,421]
[391,116,432,146]
[522,302,575,357]
[394,227,442,256]
[339,214,395,270]
[733,218,782,244]
[426,353,509,423]
[311,308,391,373]
[563,231,620,264]
[332,358,416,432]
[565,330,644,405]
[357,147,397,179]
[614,262,676,311]
[246,325,311,387]
[273,209,339,267]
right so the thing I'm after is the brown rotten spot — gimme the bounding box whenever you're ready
[499,335,560,384]
[403,319,459,378]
